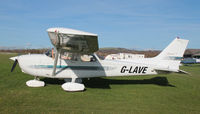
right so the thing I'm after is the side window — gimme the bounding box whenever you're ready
[45,48,54,58]
[61,52,72,60]
[90,55,97,62]
[60,52,96,62]
[81,54,96,62]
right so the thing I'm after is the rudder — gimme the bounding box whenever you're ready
[155,37,189,60]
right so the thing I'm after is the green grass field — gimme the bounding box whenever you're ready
[0,53,200,114]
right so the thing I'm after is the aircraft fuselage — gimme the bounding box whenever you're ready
[17,54,158,79]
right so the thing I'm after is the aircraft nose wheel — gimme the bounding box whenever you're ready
[62,78,85,92]
[26,77,45,87]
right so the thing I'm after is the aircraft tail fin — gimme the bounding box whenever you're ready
[153,37,189,72]
[155,37,189,60]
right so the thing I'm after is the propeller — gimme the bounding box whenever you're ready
[11,59,18,72]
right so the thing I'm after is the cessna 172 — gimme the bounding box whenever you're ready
[10,27,189,92]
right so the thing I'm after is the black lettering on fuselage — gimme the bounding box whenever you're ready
[133,66,138,73]
[129,66,133,73]
[120,66,148,74]
[142,67,148,73]
[121,66,127,73]
[138,67,144,73]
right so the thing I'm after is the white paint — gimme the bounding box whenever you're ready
[196,59,200,63]
[61,82,85,92]
[26,80,45,87]
[12,38,188,79]
[47,27,97,36]
[9,27,189,92]
[9,56,18,61]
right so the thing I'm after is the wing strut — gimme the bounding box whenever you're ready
[52,30,61,76]
[52,48,61,76]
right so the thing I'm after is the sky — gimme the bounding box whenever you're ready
[0,0,200,50]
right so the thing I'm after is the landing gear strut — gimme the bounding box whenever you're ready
[26,76,45,87]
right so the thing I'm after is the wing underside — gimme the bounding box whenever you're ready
[47,28,99,54]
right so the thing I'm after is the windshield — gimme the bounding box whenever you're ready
[45,48,55,58]
[95,53,105,60]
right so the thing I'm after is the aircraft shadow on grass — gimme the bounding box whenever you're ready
[41,76,175,89]
[83,77,175,89]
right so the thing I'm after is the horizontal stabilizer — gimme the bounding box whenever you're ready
[178,70,190,75]
[155,68,190,75]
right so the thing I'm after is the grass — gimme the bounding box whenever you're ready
[0,53,200,113]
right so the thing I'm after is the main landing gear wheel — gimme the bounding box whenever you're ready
[26,77,45,87]
[61,78,85,92]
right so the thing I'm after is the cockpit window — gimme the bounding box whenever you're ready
[45,50,51,56]
[45,48,100,62]
[45,48,55,58]
[61,52,97,62]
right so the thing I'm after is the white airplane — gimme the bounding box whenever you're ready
[10,27,189,92]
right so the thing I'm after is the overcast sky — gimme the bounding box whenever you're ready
[0,0,200,50]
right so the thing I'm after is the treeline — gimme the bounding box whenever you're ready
[1,48,199,58]
[0,49,48,54]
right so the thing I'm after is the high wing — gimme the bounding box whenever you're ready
[47,27,99,54]
[47,27,99,76]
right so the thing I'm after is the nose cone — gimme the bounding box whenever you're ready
[10,56,19,61]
